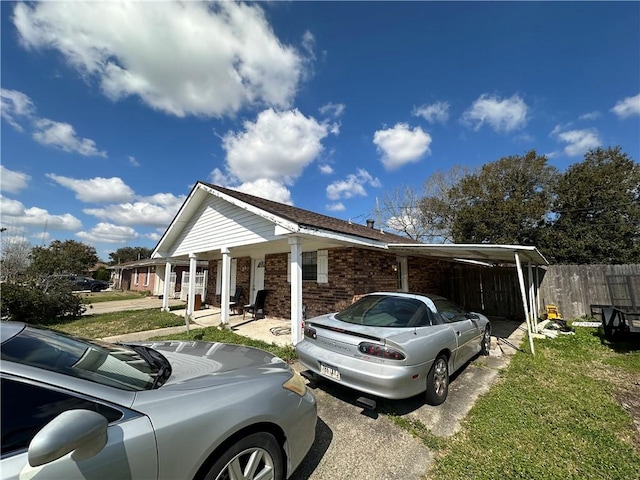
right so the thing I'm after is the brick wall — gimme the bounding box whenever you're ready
[207,248,451,319]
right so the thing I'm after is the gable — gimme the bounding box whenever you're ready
[169,194,287,257]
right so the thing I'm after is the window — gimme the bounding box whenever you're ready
[144,267,150,286]
[134,269,139,285]
[1,378,122,455]
[302,252,317,281]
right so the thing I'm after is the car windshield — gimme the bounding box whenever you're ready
[335,295,433,327]
[1,326,156,391]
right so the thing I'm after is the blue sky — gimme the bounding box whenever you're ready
[1,1,639,261]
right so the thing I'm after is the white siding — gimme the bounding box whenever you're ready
[171,196,284,257]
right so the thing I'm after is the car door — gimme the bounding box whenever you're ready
[1,376,158,480]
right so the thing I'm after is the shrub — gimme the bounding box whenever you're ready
[1,281,86,325]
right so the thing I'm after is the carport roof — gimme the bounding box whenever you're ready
[389,244,549,266]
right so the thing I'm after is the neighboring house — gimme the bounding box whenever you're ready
[152,182,548,345]
[109,258,208,299]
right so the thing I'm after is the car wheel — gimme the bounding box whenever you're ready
[480,325,491,356]
[204,432,284,480]
[425,354,449,406]
[91,285,101,292]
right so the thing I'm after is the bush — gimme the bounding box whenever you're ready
[1,281,86,325]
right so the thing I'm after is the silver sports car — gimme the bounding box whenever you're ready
[296,292,491,405]
[1,321,316,480]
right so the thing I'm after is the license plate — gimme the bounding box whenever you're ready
[320,363,341,381]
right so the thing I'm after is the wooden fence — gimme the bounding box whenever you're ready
[538,264,640,320]
[445,263,640,321]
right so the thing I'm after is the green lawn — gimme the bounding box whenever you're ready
[50,312,639,478]
[77,291,150,304]
[423,328,640,480]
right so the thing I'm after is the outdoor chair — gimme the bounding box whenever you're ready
[229,286,243,315]
[244,290,268,320]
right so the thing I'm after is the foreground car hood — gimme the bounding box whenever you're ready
[132,340,288,389]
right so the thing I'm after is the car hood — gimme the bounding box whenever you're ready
[132,340,288,389]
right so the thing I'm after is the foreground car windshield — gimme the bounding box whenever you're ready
[1,326,155,391]
[335,295,433,327]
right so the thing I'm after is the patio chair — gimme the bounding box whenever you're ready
[229,286,243,315]
[244,289,268,320]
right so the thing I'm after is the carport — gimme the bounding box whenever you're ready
[390,244,549,354]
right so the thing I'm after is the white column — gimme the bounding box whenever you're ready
[221,247,231,325]
[289,236,303,345]
[186,253,197,332]
[528,262,536,333]
[515,252,535,355]
[162,261,172,311]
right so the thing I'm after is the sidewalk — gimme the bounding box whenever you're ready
[101,306,294,347]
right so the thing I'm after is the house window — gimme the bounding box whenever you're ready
[144,267,150,286]
[134,269,139,285]
[302,252,317,281]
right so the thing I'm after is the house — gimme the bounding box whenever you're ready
[152,182,548,346]
[109,258,208,299]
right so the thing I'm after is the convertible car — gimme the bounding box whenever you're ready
[1,321,317,480]
[296,292,491,406]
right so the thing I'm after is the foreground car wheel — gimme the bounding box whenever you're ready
[480,325,491,356]
[205,432,284,480]
[425,355,449,406]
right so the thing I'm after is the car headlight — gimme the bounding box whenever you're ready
[282,372,307,397]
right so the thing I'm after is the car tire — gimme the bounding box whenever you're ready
[480,325,491,356]
[204,432,284,480]
[91,285,101,292]
[425,354,449,406]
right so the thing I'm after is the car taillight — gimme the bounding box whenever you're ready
[358,342,405,360]
[304,325,317,339]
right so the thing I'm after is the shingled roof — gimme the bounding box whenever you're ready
[201,182,422,245]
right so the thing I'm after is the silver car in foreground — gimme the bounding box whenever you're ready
[296,292,491,406]
[1,322,316,480]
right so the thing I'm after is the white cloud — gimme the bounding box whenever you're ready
[319,164,334,175]
[83,193,186,227]
[579,111,600,121]
[209,167,235,187]
[413,101,449,124]
[33,119,107,157]
[552,126,602,157]
[1,166,31,194]
[0,88,35,131]
[326,202,345,212]
[77,222,139,244]
[0,195,82,231]
[13,1,306,118]
[373,123,432,170]
[326,169,381,201]
[319,102,345,118]
[46,174,134,203]
[611,93,640,119]
[129,156,140,167]
[146,232,162,242]
[234,179,293,205]
[462,94,528,133]
[223,108,334,184]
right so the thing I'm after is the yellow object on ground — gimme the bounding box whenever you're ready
[545,304,562,320]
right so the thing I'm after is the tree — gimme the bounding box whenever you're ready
[539,147,640,264]
[379,166,469,242]
[108,246,152,265]
[29,240,99,276]
[0,227,31,282]
[446,151,559,245]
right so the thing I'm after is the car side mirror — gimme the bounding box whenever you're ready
[466,313,480,321]
[28,409,108,467]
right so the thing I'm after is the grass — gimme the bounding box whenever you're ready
[50,308,188,338]
[51,310,297,362]
[424,327,640,480]
[77,291,150,304]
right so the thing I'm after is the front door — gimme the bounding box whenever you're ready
[250,258,265,304]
